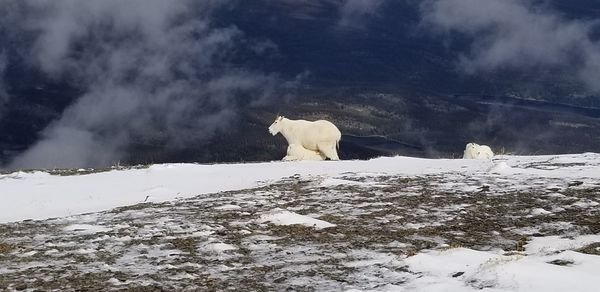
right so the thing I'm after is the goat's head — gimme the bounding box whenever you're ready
[268,115,285,136]
[465,142,479,151]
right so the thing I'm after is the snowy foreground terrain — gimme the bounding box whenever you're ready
[1,154,599,291]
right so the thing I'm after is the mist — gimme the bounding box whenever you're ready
[338,0,385,28]
[420,0,600,93]
[1,0,291,169]
[0,51,7,118]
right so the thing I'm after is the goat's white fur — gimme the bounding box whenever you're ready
[463,142,494,160]
[283,144,326,161]
[269,116,341,160]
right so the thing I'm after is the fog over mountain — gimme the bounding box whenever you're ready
[0,0,299,169]
[421,0,600,92]
[0,52,8,117]
[0,0,599,169]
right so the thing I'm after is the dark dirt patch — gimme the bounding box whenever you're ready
[169,238,198,255]
[548,259,575,266]
[577,242,600,255]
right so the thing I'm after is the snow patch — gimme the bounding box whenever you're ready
[404,246,600,292]
[204,242,237,252]
[530,208,552,216]
[258,209,336,229]
[525,235,600,255]
[63,224,111,234]
[214,204,242,210]
[321,177,388,188]
[488,161,512,174]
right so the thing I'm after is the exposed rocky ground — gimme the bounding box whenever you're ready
[1,157,599,291]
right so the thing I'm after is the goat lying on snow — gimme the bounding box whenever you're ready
[463,142,494,160]
[269,116,341,160]
[283,144,326,161]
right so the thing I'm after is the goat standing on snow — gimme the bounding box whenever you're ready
[268,116,341,160]
[463,142,494,160]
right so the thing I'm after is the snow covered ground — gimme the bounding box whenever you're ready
[0,154,599,291]
[1,153,598,224]
[1,155,493,223]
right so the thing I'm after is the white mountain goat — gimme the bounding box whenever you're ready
[283,144,326,161]
[463,142,494,160]
[268,116,341,160]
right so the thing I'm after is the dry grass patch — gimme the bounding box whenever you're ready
[0,242,16,254]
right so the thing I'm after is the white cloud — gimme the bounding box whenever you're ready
[421,0,600,92]
[338,0,385,28]
[3,0,291,169]
[0,52,7,117]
